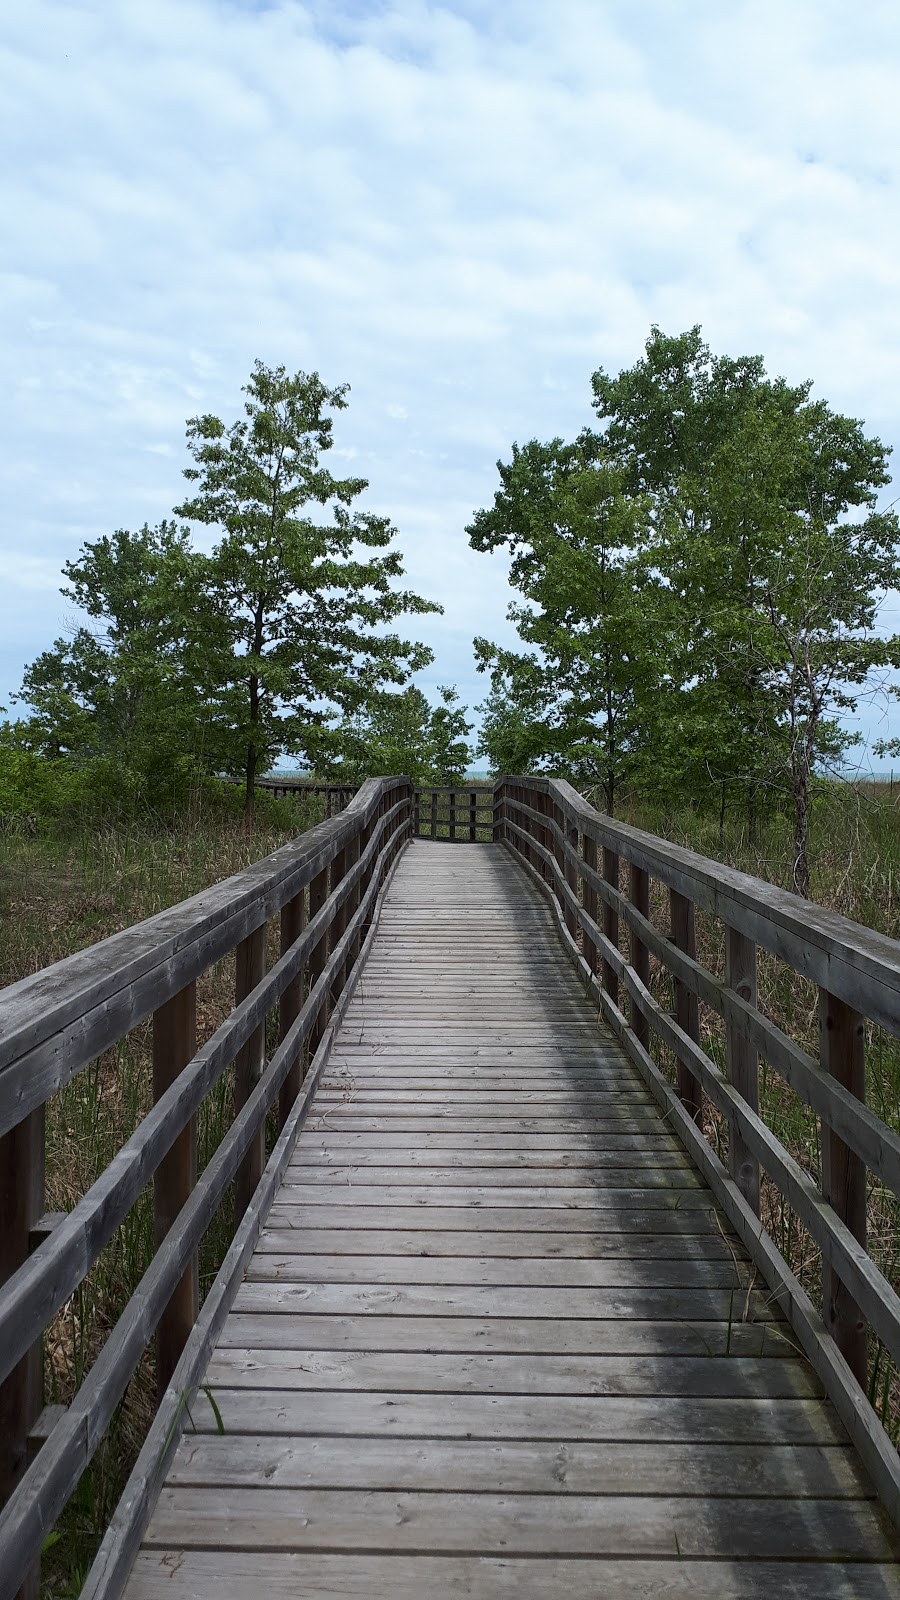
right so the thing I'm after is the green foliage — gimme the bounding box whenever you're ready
[319,684,472,785]
[471,325,900,887]
[175,361,441,804]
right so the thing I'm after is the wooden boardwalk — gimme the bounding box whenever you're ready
[126,842,900,1598]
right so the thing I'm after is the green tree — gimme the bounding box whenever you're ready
[593,327,900,891]
[468,434,670,813]
[319,684,471,785]
[16,522,211,812]
[176,360,441,807]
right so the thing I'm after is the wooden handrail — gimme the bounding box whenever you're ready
[0,777,413,1598]
[498,773,900,1525]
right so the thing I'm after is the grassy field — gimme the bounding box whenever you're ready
[2,779,900,1592]
[0,793,325,1597]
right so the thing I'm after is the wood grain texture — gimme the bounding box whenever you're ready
[124,841,899,1598]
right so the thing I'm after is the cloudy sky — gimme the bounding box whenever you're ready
[4,0,900,758]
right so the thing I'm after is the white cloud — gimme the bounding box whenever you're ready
[2,0,900,741]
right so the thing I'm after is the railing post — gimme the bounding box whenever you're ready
[725,926,760,1215]
[414,789,421,838]
[234,922,267,1227]
[582,833,598,976]
[429,789,437,839]
[153,981,198,1394]
[669,889,702,1125]
[278,889,307,1127]
[820,989,867,1386]
[449,789,457,841]
[0,1106,44,1600]
[629,862,650,1048]
[470,790,477,841]
[328,841,350,1007]
[493,781,505,844]
[563,819,579,938]
[602,847,620,1003]
[307,860,330,1057]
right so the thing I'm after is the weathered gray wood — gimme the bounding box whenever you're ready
[820,988,867,1386]
[0,780,410,1130]
[182,1387,841,1443]
[74,828,410,1600]
[0,1103,43,1600]
[0,811,412,1600]
[670,888,702,1123]
[244,1255,751,1289]
[278,890,306,1128]
[725,926,760,1215]
[152,982,198,1396]
[123,1551,900,1600]
[255,1227,745,1259]
[166,1434,870,1497]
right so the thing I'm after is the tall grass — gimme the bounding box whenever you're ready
[0,793,325,1597]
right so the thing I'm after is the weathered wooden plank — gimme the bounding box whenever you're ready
[145,1483,898,1558]
[205,1349,812,1397]
[243,1254,753,1289]
[270,1183,715,1207]
[216,1313,796,1358]
[255,1228,747,1260]
[183,1388,841,1443]
[123,1551,900,1600]
[166,1434,871,1498]
[265,1202,731,1233]
[231,1281,779,1320]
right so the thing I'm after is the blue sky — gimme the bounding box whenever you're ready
[3,0,900,762]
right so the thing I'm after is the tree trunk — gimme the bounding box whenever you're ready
[245,669,260,813]
[792,770,810,898]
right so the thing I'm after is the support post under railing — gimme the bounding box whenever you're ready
[278,889,306,1127]
[493,782,504,843]
[582,834,598,977]
[449,789,457,841]
[602,847,620,1004]
[725,926,760,1215]
[469,790,477,841]
[670,889,702,1125]
[629,862,650,1048]
[234,922,267,1227]
[564,820,579,939]
[307,861,330,1057]
[820,989,867,1386]
[0,1106,44,1600]
[153,981,198,1394]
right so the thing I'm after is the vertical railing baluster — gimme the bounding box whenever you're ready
[278,889,307,1128]
[307,861,330,1059]
[629,862,650,1048]
[470,790,477,841]
[449,789,457,841]
[602,847,620,1003]
[820,990,867,1386]
[234,923,267,1226]
[0,1105,44,1600]
[725,927,760,1215]
[153,982,198,1394]
[563,818,579,938]
[669,889,702,1125]
[493,780,505,843]
[582,834,598,977]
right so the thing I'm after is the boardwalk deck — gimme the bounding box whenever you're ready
[125,842,900,1598]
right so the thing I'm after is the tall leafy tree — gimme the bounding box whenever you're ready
[319,684,471,785]
[592,327,900,891]
[176,361,440,806]
[17,522,211,809]
[468,434,670,813]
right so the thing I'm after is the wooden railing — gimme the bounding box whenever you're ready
[497,775,900,1523]
[0,777,413,1599]
[414,785,497,840]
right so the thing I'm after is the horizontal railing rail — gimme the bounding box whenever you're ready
[497,774,900,1527]
[0,777,413,1599]
[414,785,498,841]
